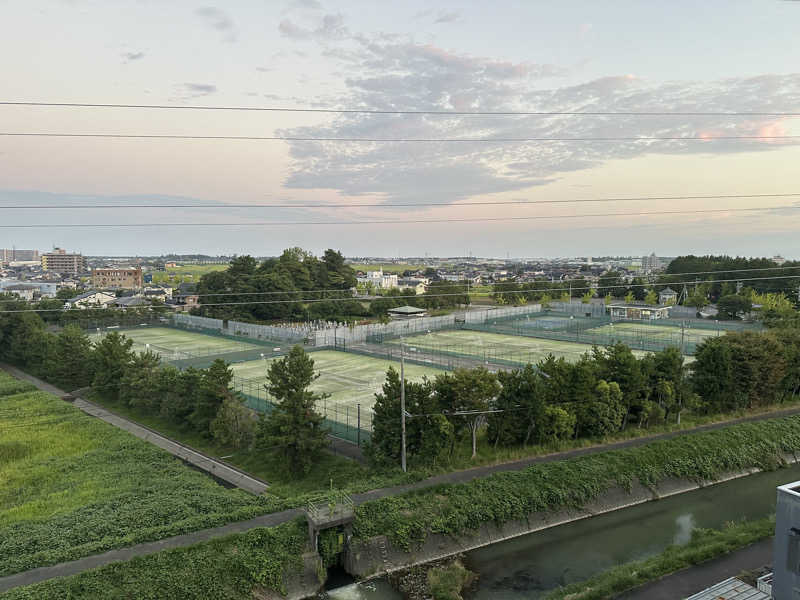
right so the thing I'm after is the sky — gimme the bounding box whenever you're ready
[1,0,800,258]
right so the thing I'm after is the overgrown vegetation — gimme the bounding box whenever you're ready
[0,521,308,600]
[0,373,278,576]
[354,415,800,550]
[427,560,476,600]
[544,516,775,600]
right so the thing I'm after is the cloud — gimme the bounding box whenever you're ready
[195,6,237,42]
[121,51,145,62]
[434,11,461,24]
[180,83,217,98]
[278,31,800,205]
[414,9,461,24]
[279,13,349,41]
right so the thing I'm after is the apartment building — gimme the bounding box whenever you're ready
[41,248,87,274]
[92,266,143,290]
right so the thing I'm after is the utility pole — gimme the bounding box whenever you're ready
[400,338,407,472]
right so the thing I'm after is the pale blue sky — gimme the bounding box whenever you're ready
[1,0,800,257]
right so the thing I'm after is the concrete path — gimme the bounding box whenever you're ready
[0,364,269,495]
[618,538,773,600]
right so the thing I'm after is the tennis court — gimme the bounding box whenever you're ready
[231,350,444,432]
[90,326,264,360]
[385,328,649,365]
[584,322,723,345]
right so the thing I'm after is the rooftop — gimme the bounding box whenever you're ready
[387,305,427,314]
[686,577,770,600]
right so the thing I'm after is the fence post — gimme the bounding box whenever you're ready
[357,404,361,447]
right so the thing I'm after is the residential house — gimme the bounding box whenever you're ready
[658,287,678,305]
[65,291,116,309]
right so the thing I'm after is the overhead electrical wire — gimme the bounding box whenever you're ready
[1,192,799,210]
[0,132,797,142]
[2,274,798,313]
[2,205,798,228]
[2,101,800,117]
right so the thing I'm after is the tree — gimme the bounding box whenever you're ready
[581,291,593,304]
[191,359,234,435]
[256,346,328,474]
[51,325,95,390]
[160,366,202,425]
[540,406,575,444]
[487,364,544,448]
[624,291,635,304]
[575,380,625,437]
[92,332,135,401]
[120,350,162,410]
[592,342,647,428]
[435,368,499,459]
[691,337,736,412]
[717,294,752,320]
[644,290,658,305]
[211,392,257,449]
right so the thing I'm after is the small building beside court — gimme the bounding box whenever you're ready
[387,305,427,320]
[607,304,670,320]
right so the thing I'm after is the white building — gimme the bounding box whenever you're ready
[65,291,116,309]
[641,252,661,273]
[357,269,398,290]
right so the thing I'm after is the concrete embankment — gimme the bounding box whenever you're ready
[342,454,797,581]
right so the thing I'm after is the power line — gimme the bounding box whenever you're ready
[2,192,799,210]
[171,266,800,300]
[1,132,797,143]
[2,205,798,228]
[3,101,800,117]
[1,274,798,314]
[2,268,798,306]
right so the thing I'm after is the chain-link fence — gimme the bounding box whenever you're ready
[232,375,372,446]
[462,311,763,355]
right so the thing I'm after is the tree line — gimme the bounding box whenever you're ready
[194,247,469,324]
[367,330,800,468]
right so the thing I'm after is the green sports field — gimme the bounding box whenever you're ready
[231,350,444,428]
[584,321,723,346]
[90,326,262,359]
[386,328,649,364]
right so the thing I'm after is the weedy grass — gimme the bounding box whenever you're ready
[1,521,308,600]
[0,373,281,576]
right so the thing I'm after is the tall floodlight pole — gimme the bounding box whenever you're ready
[401,337,407,473]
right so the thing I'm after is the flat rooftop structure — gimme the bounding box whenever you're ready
[686,577,770,600]
[387,305,427,319]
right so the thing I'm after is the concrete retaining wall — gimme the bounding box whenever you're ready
[257,553,323,600]
[343,455,797,580]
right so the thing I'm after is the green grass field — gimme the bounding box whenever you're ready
[150,263,228,285]
[0,371,272,576]
[89,326,261,358]
[231,350,444,426]
[386,328,650,365]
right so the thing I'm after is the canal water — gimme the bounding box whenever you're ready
[325,464,800,599]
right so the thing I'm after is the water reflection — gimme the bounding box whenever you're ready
[673,513,696,545]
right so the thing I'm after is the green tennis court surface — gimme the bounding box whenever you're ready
[386,328,650,364]
[584,321,723,344]
[231,350,444,426]
[90,326,263,358]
